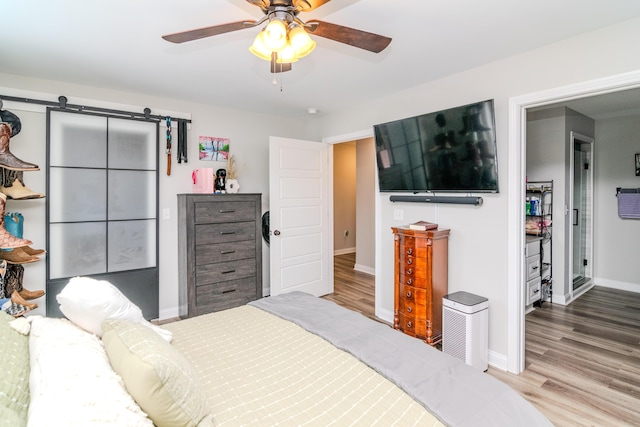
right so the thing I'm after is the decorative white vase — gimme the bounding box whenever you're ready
[225,179,240,194]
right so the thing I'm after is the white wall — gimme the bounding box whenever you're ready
[355,138,375,274]
[314,17,640,362]
[594,114,640,292]
[0,73,312,319]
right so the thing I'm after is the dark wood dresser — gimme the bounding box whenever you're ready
[392,226,450,345]
[178,193,262,318]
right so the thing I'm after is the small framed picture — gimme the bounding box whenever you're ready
[636,153,640,176]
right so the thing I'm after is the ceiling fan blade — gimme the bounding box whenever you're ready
[162,21,257,44]
[293,0,332,12]
[306,20,391,53]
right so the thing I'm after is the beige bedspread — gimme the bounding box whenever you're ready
[164,305,444,426]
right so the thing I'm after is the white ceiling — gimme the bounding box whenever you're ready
[2,0,640,119]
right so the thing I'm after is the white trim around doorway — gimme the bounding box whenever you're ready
[507,70,640,374]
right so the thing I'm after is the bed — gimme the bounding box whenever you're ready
[0,278,552,427]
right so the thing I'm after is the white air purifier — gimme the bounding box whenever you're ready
[442,291,489,371]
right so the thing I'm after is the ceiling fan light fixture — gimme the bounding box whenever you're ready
[263,19,288,51]
[249,31,273,61]
[276,43,299,63]
[288,25,316,58]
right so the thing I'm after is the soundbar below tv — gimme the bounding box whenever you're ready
[374,99,499,193]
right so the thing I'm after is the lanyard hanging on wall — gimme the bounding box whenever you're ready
[166,116,172,176]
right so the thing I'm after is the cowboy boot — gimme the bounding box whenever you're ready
[20,246,46,256]
[0,259,6,300]
[0,109,22,137]
[5,302,32,318]
[1,209,43,255]
[19,287,44,300]
[4,263,23,296]
[0,193,33,249]
[0,247,40,264]
[0,123,39,171]
[0,170,45,199]
[11,290,37,310]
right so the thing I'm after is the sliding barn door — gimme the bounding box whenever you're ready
[46,109,159,319]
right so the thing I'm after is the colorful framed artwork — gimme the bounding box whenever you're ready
[199,136,229,161]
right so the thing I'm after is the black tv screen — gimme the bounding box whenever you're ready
[374,99,499,193]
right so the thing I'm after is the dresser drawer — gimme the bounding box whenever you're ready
[398,284,427,306]
[525,239,540,257]
[194,201,256,224]
[399,299,427,319]
[526,255,541,281]
[526,276,542,305]
[196,258,256,285]
[397,313,428,338]
[195,221,256,245]
[194,277,258,314]
[397,313,417,336]
[195,240,256,265]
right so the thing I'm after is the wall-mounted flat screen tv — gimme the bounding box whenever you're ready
[374,99,499,193]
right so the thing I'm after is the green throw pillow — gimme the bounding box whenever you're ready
[0,311,30,427]
[102,319,214,427]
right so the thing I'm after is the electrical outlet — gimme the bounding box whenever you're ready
[393,209,404,220]
[162,208,170,220]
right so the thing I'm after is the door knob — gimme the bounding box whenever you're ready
[273,230,281,236]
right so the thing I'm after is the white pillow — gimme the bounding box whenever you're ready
[56,276,172,342]
[27,316,153,427]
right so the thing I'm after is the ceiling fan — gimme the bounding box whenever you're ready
[162,0,392,72]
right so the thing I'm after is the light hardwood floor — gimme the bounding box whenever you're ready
[325,253,640,427]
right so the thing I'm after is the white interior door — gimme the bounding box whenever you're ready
[269,136,333,297]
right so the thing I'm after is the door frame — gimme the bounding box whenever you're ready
[569,131,595,301]
[323,129,385,315]
[507,69,640,374]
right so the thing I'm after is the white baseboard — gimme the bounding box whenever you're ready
[354,263,375,275]
[376,306,394,325]
[158,307,179,321]
[334,247,356,256]
[488,350,508,371]
[594,277,640,293]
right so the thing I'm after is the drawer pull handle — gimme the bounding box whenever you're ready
[406,321,413,328]
[533,289,540,294]
[406,291,412,298]
[407,248,413,255]
[222,289,236,294]
[406,307,412,313]
[220,250,236,254]
[532,266,539,271]
[407,258,413,265]
[222,269,236,274]
[220,231,236,235]
[407,268,413,275]
[407,279,412,285]
[219,209,236,213]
